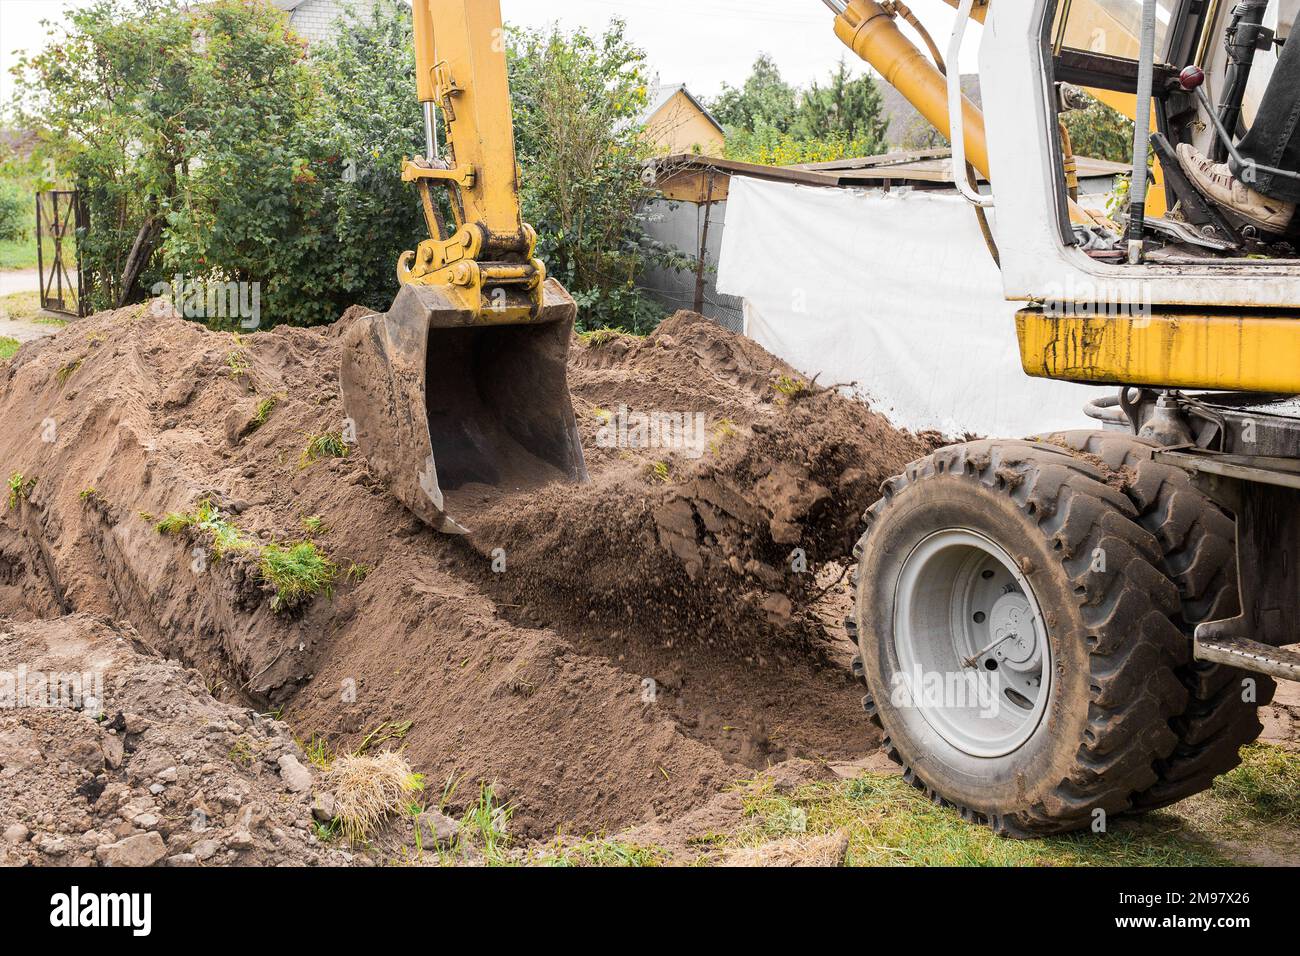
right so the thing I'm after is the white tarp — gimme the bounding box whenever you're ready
[716,176,1103,438]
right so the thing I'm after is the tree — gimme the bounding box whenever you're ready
[1062,91,1135,164]
[900,115,948,151]
[12,0,334,320]
[312,0,427,316]
[720,57,889,167]
[793,58,888,152]
[710,54,799,134]
[508,20,684,333]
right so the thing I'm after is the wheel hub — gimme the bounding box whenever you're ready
[988,592,1038,670]
[892,529,1052,758]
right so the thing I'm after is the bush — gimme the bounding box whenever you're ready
[508,21,684,333]
[716,56,888,168]
[0,181,28,243]
[726,124,884,167]
[12,1,677,332]
[1062,91,1136,164]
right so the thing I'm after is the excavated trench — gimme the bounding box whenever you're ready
[0,303,930,839]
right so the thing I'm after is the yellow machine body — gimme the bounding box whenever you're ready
[1016,310,1300,394]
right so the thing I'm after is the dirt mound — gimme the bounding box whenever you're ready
[0,614,348,867]
[0,303,926,844]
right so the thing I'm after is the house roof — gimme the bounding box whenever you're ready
[641,84,725,136]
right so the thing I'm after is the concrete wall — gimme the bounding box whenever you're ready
[640,197,743,332]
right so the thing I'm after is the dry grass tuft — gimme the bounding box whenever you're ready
[326,751,423,845]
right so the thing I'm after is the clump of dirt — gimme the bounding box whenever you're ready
[474,312,926,643]
[0,614,349,867]
[0,302,926,847]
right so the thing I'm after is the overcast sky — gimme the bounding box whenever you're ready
[0,0,979,108]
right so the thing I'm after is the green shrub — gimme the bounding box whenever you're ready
[0,181,28,243]
[13,1,678,333]
[508,20,687,333]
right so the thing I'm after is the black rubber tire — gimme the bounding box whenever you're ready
[851,439,1190,837]
[1041,430,1274,810]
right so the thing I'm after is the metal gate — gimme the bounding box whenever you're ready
[35,190,87,317]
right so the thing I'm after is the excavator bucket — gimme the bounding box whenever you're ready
[339,280,587,534]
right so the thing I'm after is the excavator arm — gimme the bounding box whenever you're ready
[339,0,586,535]
[821,0,1113,231]
[401,0,548,322]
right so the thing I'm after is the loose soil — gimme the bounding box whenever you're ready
[0,304,929,858]
[0,614,349,867]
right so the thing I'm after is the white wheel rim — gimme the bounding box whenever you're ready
[892,529,1052,758]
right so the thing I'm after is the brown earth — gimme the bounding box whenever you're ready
[0,303,929,856]
[0,614,349,867]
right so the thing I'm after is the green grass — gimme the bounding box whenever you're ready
[772,373,811,401]
[299,431,350,468]
[356,720,413,755]
[154,500,339,613]
[226,348,251,379]
[708,417,739,454]
[0,238,38,270]
[228,736,256,767]
[1205,744,1300,827]
[536,839,665,867]
[312,818,342,843]
[250,396,277,430]
[0,336,17,361]
[577,326,640,347]
[714,773,1231,867]
[300,514,327,536]
[55,356,83,385]
[454,784,513,866]
[154,499,254,560]
[7,472,35,509]
[259,540,337,613]
[301,735,335,771]
[153,511,195,535]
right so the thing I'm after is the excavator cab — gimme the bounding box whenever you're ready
[339,0,585,534]
[1046,0,1300,260]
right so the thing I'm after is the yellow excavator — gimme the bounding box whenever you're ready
[342,0,1299,837]
[340,0,585,535]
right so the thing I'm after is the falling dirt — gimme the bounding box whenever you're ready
[0,302,929,856]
